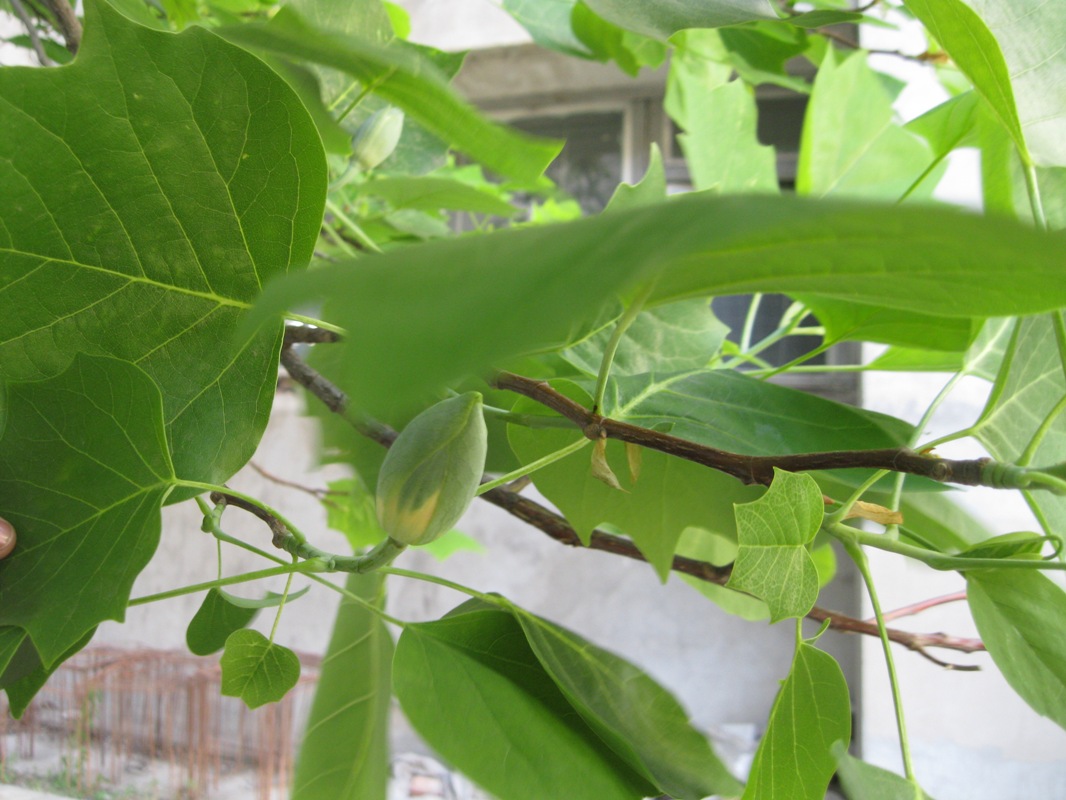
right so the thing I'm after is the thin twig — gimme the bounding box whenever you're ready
[38,0,80,54]
[9,0,51,65]
[493,371,995,489]
[248,461,342,501]
[278,345,985,661]
[875,590,969,623]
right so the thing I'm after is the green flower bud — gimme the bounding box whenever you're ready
[376,392,487,546]
[352,107,404,170]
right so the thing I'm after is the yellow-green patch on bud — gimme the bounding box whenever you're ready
[376,392,487,546]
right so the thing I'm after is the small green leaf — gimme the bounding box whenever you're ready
[292,573,392,800]
[832,741,937,800]
[508,603,742,799]
[186,589,259,656]
[219,586,311,609]
[393,604,656,800]
[220,629,301,709]
[727,469,824,621]
[957,532,1047,561]
[743,643,851,799]
[676,528,770,620]
[967,569,1066,731]
[420,529,486,561]
[604,144,667,213]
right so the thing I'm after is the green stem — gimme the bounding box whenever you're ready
[476,438,590,496]
[1023,160,1048,231]
[128,565,303,607]
[276,533,409,573]
[592,282,656,413]
[380,566,495,603]
[268,567,295,644]
[827,522,1066,571]
[283,314,347,336]
[886,370,969,526]
[480,404,576,429]
[841,536,917,784]
[740,293,764,353]
[320,220,361,258]
[326,198,383,254]
[203,515,408,626]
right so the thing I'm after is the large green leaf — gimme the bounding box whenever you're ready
[743,642,851,799]
[0,0,326,487]
[561,298,728,377]
[392,604,656,800]
[249,193,1066,415]
[904,1,1021,154]
[665,36,778,194]
[797,48,934,200]
[507,372,909,577]
[219,8,561,184]
[581,0,777,40]
[293,573,392,800]
[507,602,742,799]
[909,0,1066,167]
[973,315,1066,535]
[0,355,173,667]
[726,469,824,621]
[967,569,1066,732]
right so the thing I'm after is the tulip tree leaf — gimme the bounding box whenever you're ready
[393,603,657,800]
[727,469,824,622]
[508,372,908,578]
[249,193,1066,416]
[561,298,728,377]
[832,741,937,800]
[220,629,301,710]
[0,355,173,668]
[798,48,934,201]
[967,569,1066,732]
[506,601,743,798]
[743,642,851,800]
[906,0,1066,167]
[186,588,259,656]
[973,315,1066,537]
[292,573,393,800]
[0,0,327,488]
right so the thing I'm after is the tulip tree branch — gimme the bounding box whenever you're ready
[273,334,985,664]
[491,370,1047,492]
